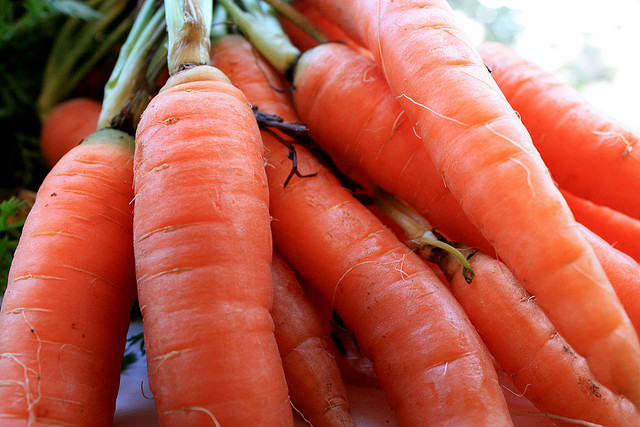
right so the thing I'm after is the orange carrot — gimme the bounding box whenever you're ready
[132,1,292,424]
[561,188,640,263]
[376,190,640,426]
[304,0,640,405]
[271,251,355,426]
[578,223,640,336]
[279,0,370,57]
[0,129,136,425]
[0,1,166,422]
[39,97,102,167]
[478,41,640,219]
[291,42,494,254]
[210,33,512,426]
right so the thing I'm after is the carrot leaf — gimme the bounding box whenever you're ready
[99,0,167,131]
[0,197,27,294]
[217,0,300,76]
[36,0,135,120]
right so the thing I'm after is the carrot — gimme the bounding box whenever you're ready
[291,42,494,254]
[278,0,370,57]
[578,223,640,336]
[303,0,640,406]
[0,1,165,423]
[132,1,292,424]
[376,189,640,426]
[39,97,102,167]
[210,31,512,426]
[561,188,640,263]
[478,41,640,219]
[0,130,136,426]
[271,251,355,426]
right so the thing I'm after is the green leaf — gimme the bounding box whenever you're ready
[49,0,103,20]
[0,197,27,294]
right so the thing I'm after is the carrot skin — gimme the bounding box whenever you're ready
[578,223,640,336]
[478,41,640,219]
[271,251,355,427]
[292,42,494,254]
[40,97,102,167]
[133,65,292,426]
[266,127,512,427]
[210,35,512,426]
[561,188,640,263]
[440,250,640,426]
[306,0,640,405]
[281,0,371,57]
[0,128,136,425]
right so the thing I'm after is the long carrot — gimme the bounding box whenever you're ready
[478,41,640,219]
[291,42,493,254]
[0,1,165,423]
[271,251,355,426]
[0,129,136,426]
[39,97,102,167]
[132,1,292,424]
[210,31,512,426]
[375,189,640,427]
[303,0,640,406]
[561,188,640,263]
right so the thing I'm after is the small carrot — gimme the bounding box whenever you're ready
[478,41,640,219]
[210,30,512,426]
[132,1,292,424]
[297,0,640,406]
[561,188,640,263]
[271,251,355,426]
[0,1,165,423]
[39,97,102,167]
[375,189,640,427]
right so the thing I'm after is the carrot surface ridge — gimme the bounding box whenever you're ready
[210,33,513,426]
[0,129,136,425]
[306,0,640,405]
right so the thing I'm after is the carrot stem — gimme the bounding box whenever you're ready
[164,0,212,74]
[373,186,475,282]
[218,0,300,76]
[99,0,167,129]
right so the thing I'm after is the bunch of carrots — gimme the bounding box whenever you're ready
[2,0,640,425]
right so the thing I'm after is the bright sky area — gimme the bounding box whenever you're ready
[453,0,640,130]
